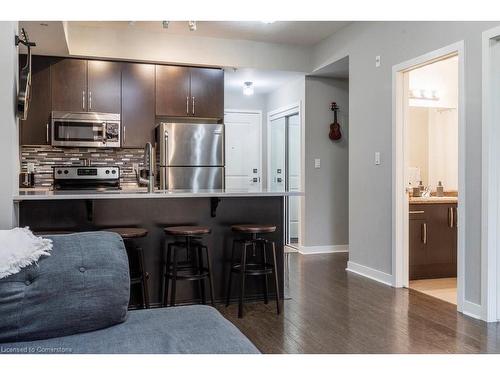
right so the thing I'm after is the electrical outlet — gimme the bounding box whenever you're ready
[375,55,381,67]
[375,152,381,165]
[314,158,321,169]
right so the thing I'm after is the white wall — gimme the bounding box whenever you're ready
[0,21,19,229]
[312,21,500,306]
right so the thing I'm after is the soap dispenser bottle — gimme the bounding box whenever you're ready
[436,181,444,197]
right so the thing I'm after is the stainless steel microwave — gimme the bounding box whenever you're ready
[51,111,121,148]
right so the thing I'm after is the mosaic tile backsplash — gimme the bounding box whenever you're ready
[20,146,145,189]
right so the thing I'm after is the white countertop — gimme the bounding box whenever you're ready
[14,188,304,201]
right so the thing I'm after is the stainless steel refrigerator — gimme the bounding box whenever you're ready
[155,122,224,190]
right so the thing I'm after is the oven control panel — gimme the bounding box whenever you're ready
[53,166,120,180]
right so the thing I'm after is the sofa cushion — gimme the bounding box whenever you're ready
[0,306,260,354]
[0,232,129,343]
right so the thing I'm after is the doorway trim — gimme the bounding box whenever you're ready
[224,109,263,189]
[267,102,303,248]
[481,25,500,322]
[392,41,466,313]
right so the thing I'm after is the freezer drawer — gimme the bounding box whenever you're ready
[159,166,224,190]
[157,122,224,167]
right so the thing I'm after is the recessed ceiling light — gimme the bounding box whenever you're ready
[243,82,254,96]
[261,21,275,24]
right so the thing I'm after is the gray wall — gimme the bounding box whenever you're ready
[304,77,349,247]
[0,21,18,229]
[312,21,500,305]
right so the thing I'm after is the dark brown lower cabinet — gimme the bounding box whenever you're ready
[409,203,457,280]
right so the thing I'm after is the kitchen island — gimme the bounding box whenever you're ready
[14,188,302,308]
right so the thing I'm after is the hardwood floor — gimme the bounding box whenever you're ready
[218,252,500,353]
[410,278,457,305]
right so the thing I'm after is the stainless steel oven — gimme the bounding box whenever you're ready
[51,111,121,148]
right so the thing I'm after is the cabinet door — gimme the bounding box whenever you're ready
[156,65,190,117]
[87,60,122,113]
[190,67,224,119]
[409,216,428,280]
[122,63,155,148]
[20,55,52,145]
[51,58,87,112]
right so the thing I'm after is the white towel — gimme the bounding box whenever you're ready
[0,227,52,279]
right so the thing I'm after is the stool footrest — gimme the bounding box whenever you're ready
[230,263,275,276]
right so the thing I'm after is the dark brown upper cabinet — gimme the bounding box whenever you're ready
[51,58,87,112]
[19,55,53,145]
[87,60,122,113]
[51,58,121,113]
[155,65,191,117]
[121,63,156,148]
[156,65,224,119]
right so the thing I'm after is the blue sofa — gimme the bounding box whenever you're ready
[0,232,259,354]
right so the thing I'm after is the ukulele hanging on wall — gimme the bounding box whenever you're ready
[329,102,342,141]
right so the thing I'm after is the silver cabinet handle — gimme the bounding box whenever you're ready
[449,207,454,228]
[192,96,195,115]
[123,125,126,145]
[422,222,427,244]
[186,96,189,114]
[82,90,86,110]
[46,123,49,144]
[409,210,425,214]
[89,91,92,110]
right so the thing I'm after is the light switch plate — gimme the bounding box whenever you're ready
[314,158,321,169]
[375,55,381,67]
[375,152,381,165]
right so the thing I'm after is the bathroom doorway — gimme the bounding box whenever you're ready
[392,42,465,311]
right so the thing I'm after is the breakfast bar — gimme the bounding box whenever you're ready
[14,189,302,307]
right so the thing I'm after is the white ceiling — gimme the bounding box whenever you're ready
[69,21,350,46]
[310,56,349,79]
[224,68,304,95]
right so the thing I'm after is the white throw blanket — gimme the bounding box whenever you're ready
[0,227,52,279]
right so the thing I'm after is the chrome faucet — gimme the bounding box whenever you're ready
[137,142,155,193]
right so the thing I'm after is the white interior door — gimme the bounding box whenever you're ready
[288,114,301,243]
[270,117,286,191]
[224,111,262,189]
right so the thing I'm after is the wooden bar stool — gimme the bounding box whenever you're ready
[226,224,280,318]
[161,226,215,307]
[104,227,150,309]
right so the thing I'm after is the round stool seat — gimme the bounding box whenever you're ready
[231,224,276,234]
[164,226,211,236]
[105,227,148,239]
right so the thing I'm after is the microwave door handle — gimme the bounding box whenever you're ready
[102,122,107,145]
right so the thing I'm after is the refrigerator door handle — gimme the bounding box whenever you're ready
[164,131,169,190]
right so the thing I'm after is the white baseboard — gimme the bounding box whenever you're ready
[462,300,483,320]
[298,244,349,255]
[346,261,393,286]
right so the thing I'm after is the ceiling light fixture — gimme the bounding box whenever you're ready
[188,21,197,31]
[409,89,439,101]
[162,21,169,29]
[243,82,254,96]
[261,20,276,24]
